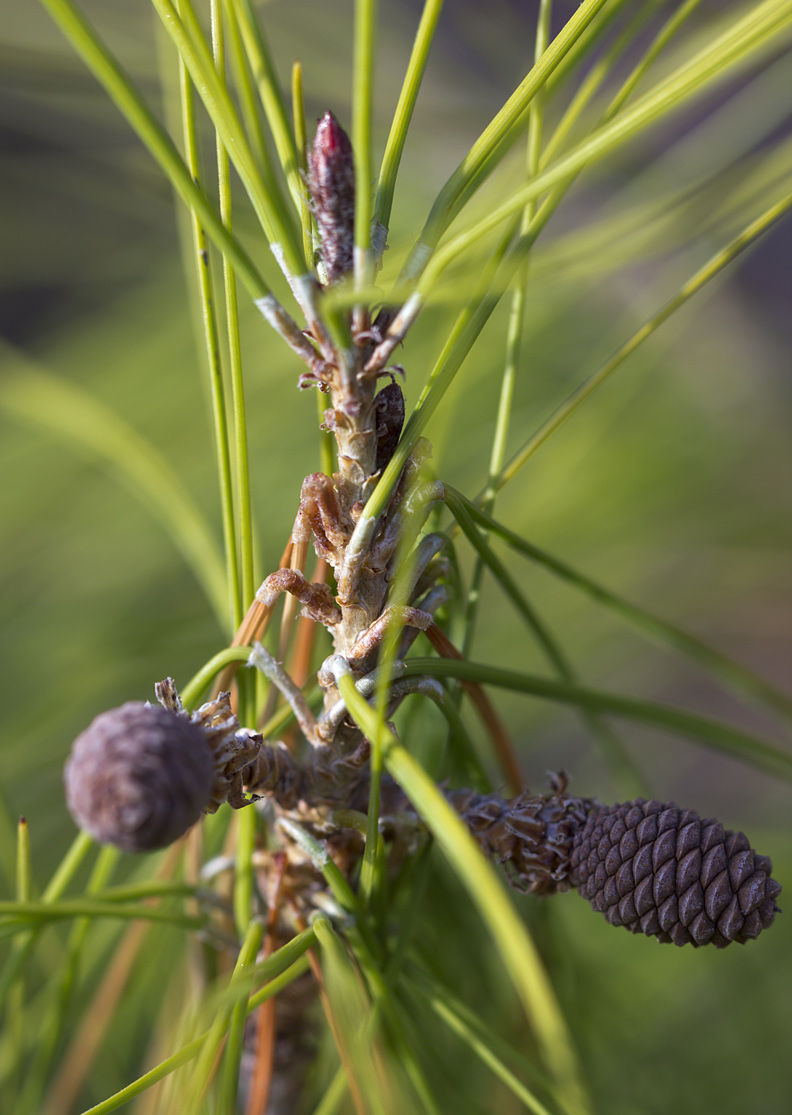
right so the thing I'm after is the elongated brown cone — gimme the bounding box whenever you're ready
[569,798,781,947]
[453,779,781,948]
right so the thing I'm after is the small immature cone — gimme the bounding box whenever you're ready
[454,781,781,948]
[308,112,355,285]
[374,381,405,472]
[64,702,214,853]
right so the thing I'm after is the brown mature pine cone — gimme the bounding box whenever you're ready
[569,798,782,948]
[64,702,214,853]
[453,777,781,948]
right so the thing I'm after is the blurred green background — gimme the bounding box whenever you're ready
[1,1,791,1112]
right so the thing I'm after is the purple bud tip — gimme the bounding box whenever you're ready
[314,111,352,158]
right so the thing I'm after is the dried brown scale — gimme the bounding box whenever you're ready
[151,684,261,811]
[150,682,373,812]
[189,691,262,811]
[244,740,304,811]
[284,445,436,675]
[256,567,342,628]
[448,777,592,896]
[346,606,434,668]
[292,473,350,558]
